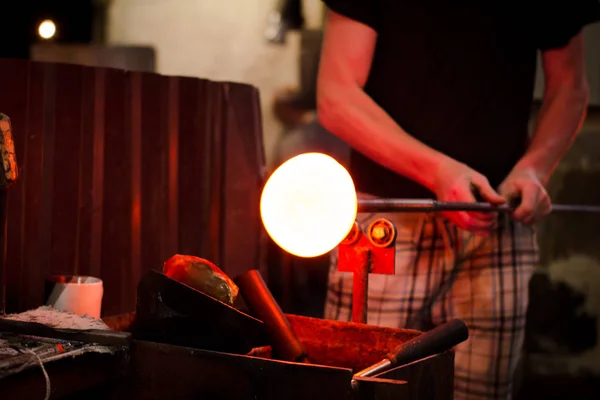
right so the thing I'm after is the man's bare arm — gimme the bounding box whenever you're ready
[513,32,589,184]
[317,10,504,231]
[317,10,453,192]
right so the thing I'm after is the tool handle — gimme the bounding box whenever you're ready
[386,319,468,368]
[235,270,308,363]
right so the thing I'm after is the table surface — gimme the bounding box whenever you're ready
[0,309,127,398]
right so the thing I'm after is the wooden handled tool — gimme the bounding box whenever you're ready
[235,270,308,363]
[353,319,468,380]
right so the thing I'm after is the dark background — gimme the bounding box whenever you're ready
[0,1,94,59]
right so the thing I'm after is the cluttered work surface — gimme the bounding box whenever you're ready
[0,307,116,380]
[0,256,456,400]
[0,307,128,399]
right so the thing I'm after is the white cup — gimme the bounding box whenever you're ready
[44,275,104,319]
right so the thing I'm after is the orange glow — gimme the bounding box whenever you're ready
[261,153,358,258]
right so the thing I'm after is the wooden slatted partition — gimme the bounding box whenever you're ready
[0,59,266,316]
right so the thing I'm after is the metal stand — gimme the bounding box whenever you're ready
[338,220,397,324]
[351,249,370,324]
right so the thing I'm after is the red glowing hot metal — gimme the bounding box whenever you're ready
[338,220,397,324]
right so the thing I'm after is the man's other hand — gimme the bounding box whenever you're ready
[498,168,552,225]
[433,159,506,234]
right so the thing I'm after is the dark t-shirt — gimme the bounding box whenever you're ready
[322,0,600,198]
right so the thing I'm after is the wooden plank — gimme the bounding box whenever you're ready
[162,77,180,262]
[0,59,29,313]
[139,72,168,274]
[100,68,132,316]
[75,66,101,278]
[129,72,143,303]
[89,68,107,280]
[37,63,58,304]
[221,84,265,279]
[49,64,84,278]
[177,77,205,258]
[21,62,46,310]
[205,82,225,267]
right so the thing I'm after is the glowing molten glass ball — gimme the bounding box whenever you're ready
[38,20,56,40]
[261,153,358,258]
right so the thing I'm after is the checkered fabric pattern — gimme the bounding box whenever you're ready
[325,199,538,400]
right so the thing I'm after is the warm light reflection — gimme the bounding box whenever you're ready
[261,153,358,258]
[38,20,56,40]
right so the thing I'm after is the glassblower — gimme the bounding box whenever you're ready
[260,152,600,325]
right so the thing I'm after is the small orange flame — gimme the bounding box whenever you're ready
[260,153,358,258]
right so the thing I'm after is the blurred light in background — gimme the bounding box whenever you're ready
[38,20,56,40]
[0,1,95,58]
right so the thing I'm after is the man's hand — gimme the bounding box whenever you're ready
[498,168,552,225]
[434,159,505,234]
[505,33,587,222]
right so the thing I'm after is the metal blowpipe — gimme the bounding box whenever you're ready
[357,199,600,214]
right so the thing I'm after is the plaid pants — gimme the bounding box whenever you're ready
[324,203,538,400]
